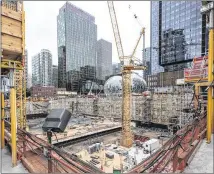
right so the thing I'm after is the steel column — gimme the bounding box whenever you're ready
[1,93,5,149]
[207,8,214,143]
[10,88,17,167]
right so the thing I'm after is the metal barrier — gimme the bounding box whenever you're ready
[4,120,104,173]
[128,111,207,173]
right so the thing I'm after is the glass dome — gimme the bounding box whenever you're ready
[81,80,104,94]
[104,72,147,95]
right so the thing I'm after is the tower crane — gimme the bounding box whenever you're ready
[107,1,146,148]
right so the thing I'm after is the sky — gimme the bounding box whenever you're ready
[25,1,150,74]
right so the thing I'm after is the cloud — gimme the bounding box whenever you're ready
[25,1,150,74]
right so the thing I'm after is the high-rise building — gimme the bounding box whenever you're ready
[150,2,164,75]
[52,65,58,88]
[96,39,112,80]
[150,1,206,73]
[27,73,32,89]
[32,49,52,86]
[143,47,151,78]
[112,63,121,75]
[57,2,97,87]
[58,46,66,88]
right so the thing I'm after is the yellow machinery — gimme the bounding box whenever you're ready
[200,2,214,143]
[1,1,26,166]
[107,1,146,148]
[188,2,214,143]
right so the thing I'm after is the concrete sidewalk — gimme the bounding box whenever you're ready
[184,135,213,173]
[1,146,28,173]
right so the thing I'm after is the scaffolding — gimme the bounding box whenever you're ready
[1,1,26,167]
[184,55,208,82]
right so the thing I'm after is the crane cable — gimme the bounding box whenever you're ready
[128,5,142,28]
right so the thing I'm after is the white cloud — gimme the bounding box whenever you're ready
[25,1,150,74]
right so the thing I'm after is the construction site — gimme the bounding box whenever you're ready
[1,1,214,174]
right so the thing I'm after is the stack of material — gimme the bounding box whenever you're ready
[106,151,114,159]
[88,143,101,154]
[88,144,96,154]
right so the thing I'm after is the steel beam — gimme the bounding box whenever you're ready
[1,59,23,70]
[207,8,214,143]
[1,93,5,149]
[10,88,17,167]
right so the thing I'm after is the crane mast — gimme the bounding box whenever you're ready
[108,1,132,147]
[107,1,146,148]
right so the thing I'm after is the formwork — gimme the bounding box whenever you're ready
[1,0,26,129]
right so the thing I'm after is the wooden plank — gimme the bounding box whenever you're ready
[1,6,22,21]
[1,16,22,38]
[1,33,22,54]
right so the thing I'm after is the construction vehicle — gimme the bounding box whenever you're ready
[107,1,147,148]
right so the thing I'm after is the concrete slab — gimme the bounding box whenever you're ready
[184,135,214,173]
[1,146,28,173]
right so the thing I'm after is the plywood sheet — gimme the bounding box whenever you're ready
[1,33,22,54]
[1,16,22,38]
[1,6,22,21]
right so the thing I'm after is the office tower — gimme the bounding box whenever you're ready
[32,49,52,86]
[97,39,112,80]
[57,2,97,88]
[150,2,164,74]
[150,1,206,73]
[52,65,58,88]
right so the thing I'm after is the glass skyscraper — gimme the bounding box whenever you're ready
[97,39,112,80]
[57,2,97,87]
[150,2,164,75]
[150,1,206,73]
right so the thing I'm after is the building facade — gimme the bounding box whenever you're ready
[27,73,32,89]
[58,46,66,88]
[150,1,206,73]
[146,70,184,90]
[31,86,55,98]
[143,47,151,78]
[112,63,121,75]
[66,65,97,92]
[57,2,97,88]
[32,49,52,86]
[150,2,164,75]
[52,65,58,88]
[96,39,112,80]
